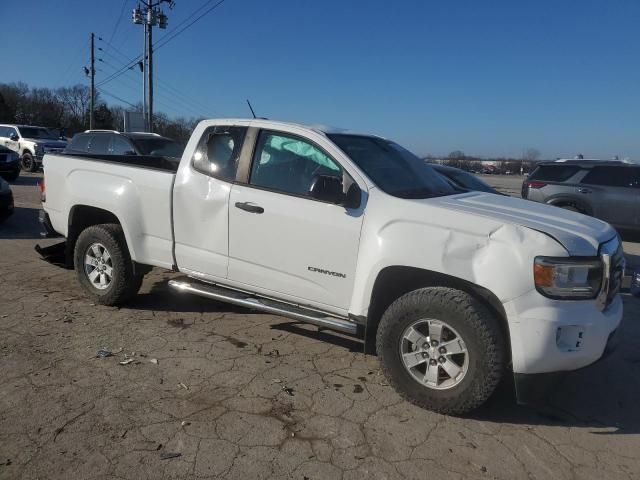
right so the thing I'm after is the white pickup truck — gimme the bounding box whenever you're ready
[40,119,624,414]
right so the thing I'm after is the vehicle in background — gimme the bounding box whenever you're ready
[65,130,184,160]
[522,160,640,232]
[432,164,501,194]
[0,176,14,221]
[41,118,623,415]
[0,145,21,181]
[0,124,67,172]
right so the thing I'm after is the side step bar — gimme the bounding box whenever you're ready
[168,280,359,335]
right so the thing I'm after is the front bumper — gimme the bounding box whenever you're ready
[504,289,623,375]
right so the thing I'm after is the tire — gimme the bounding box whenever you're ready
[21,152,37,172]
[376,287,505,415]
[73,224,143,306]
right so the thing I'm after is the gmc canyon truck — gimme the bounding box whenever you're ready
[40,119,624,414]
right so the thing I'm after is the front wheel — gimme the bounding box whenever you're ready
[74,224,143,305]
[376,287,505,415]
[21,153,37,172]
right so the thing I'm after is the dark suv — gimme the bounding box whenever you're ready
[522,160,640,231]
[64,130,184,159]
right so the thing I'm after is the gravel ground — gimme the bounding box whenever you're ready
[1,172,639,480]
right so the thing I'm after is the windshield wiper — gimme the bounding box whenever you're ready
[393,188,459,199]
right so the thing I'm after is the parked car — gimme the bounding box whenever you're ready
[0,124,67,172]
[0,145,21,181]
[522,160,640,232]
[432,164,501,194]
[0,176,14,221]
[65,130,184,160]
[40,119,623,414]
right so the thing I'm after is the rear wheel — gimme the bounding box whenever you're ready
[74,224,143,305]
[376,287,505,415]
[21,153,37,172]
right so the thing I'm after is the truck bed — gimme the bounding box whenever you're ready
[43,152,177,269]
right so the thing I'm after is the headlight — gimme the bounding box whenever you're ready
[534,257,603,299]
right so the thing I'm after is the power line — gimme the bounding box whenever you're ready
[96,87,139,109]
[97,0,228,88]
[105,0,130,55]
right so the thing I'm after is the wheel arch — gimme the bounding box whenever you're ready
[546,195,592,215]
[66,205,127,266]
[365,266,511,359]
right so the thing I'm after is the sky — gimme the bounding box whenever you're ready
[1,0,639,159]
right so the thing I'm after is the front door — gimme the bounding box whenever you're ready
[581,166,639,228]
[228,130,365,312]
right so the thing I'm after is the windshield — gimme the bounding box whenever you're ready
[447,170,495,193]
[327,134,459,199]
[17,127,58,140]
[131,138,184,158]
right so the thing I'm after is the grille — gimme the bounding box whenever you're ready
[600,237,624,307]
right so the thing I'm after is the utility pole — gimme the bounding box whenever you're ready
[90,32,95,129]
[133,1,171,132]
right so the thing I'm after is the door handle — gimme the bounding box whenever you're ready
[235,201,264,214]
[577,188,592,194]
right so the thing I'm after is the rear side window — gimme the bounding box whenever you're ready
[529,165,580,182]
[88,134,111,155]
[67,134,91,153]
[111,135,136,155]
[192,126,247,181]
[581,166,639,188]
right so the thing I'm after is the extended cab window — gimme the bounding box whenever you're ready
[192,126,246,181]
[250,131,342,196]
[581,166,639,188]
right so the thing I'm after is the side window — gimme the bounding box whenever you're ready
[111,135,135,155]
[192,126,246,181]
[250,131,342,196]
[67,134,91,153]
[88,134,110,155]
[0,127,8,138]
[581,167,636,188]
[529,165,580,182]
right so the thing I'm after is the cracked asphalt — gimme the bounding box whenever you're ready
[1,173,639,480]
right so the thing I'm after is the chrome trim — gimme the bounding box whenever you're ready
[168,280,358,335]
[595,253,610,311]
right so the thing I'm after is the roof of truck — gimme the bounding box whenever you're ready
[196,118,375,137]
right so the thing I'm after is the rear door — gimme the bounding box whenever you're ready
[580,166,639,228]
[227,129,365,312]
[172,125,248,280]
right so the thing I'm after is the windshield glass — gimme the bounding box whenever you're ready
[131,138,184,158]
[17,127,58,140]
[447,170,495,193]
[327,134,459,199]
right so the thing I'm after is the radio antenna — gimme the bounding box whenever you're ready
[246,99,257,119]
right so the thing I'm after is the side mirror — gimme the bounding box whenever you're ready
[309,175,344,204]
[9,133,19,141]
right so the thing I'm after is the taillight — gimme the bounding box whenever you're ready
[38,178,46,202]
[527,181,547,189]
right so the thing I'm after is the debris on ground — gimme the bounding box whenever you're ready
[149,358,159,365]
[178,382,189,390]
[281,385,294,396]
[271,378,282,383]
[97,348,112,358]
[119,358,134,365]
[160,452,182,460]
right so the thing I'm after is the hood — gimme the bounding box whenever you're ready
[430,192,616,256]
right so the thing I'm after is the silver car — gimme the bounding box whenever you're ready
[522,160,640,232]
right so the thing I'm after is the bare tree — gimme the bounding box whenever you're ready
[522,148,540,162]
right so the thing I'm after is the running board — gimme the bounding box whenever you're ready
[168,280,359,335]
